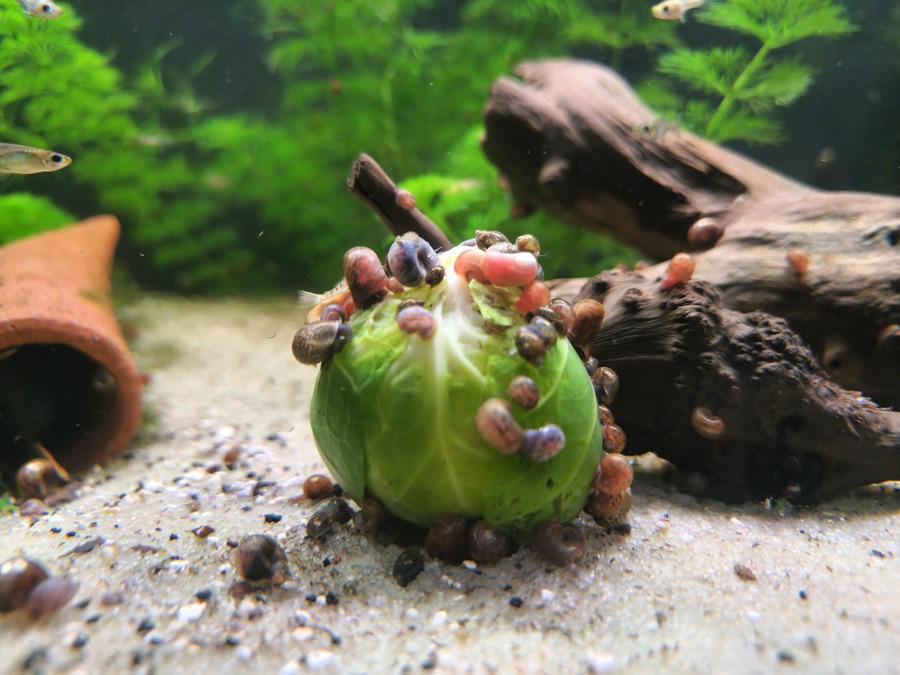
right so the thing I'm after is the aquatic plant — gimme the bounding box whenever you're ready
[658,0,856,144]
[0,193,72,245]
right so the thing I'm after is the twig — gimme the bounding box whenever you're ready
[347,153,454,252]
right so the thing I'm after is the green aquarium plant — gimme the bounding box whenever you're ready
[297,232,611,541]
[657,0,855,144]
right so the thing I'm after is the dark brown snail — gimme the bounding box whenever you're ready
[0,558,49,613]
[302,474,335,500]
[306,497,355,539]
[424,516,469,563]
[686,217,723,250]
[569,299,605,351]
[592,366,619,405]
[292,320,353,365]
[515,326,548,366]
[467,520,510,564]
[343,246,389,308]
[15,458,69,501]
[533,518,586,567]
[235,535,289,584]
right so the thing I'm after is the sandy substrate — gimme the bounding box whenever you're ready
[1,296,898,675]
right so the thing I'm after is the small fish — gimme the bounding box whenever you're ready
[651,0,704,23]
[17,0,63,19]
[632,117,680,141]
[0,143,72,174]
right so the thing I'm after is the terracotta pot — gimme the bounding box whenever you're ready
[0,216,143,482]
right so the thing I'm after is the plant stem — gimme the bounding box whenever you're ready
[704,41,772,141]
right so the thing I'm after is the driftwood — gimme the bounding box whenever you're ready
[349,154,900,503]
[481,59,900,410]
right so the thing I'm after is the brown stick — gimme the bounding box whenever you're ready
[347,153,454,253]
[482,59,900,409]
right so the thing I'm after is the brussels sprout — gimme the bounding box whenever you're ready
[306,237,603,538]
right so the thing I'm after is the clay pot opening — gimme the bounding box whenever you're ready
[0,343,127,481]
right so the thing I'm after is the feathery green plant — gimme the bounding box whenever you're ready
[658,0,855,144]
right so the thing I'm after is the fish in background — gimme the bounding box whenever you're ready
[17,0,63,19]
[0,143,71,174]
[651,0,704,23]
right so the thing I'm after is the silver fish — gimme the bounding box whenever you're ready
[17,0,63,19]
[0,143,72,174]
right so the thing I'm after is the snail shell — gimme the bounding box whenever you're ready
[476,398,524,454]
[396,305,438,340]
[515,326,547,366]
[506,375,540,410]
[529,316,558,347]
[569,299,605,351]
[319,303,347,323]
[602,422,627,454]
[482,249,539,287]
[660,252,696,290]
[467,520,510,564]
[533,518,585,567]
[586,488,633,526]
[23,576,78,621]
[597,404,614,425]
[425,265,445,286]
[394,189,417,211]
[515,234,541,255]
[352,497,383,532]
[453,248,488,284]
[686,217,723,250]
[514,280,551,314]
[307,497,355,539]
[235,535,289,583]
[343,246,389,308]
[302,474,335,500]
[424,515,469,563]
[521,424,566,462]
[592,366,619,405]
[475,230,509,250]
[691,406,725,439]
[548,297,576,334]
[593,453,634,495]
[16,458,68,501]
[292,320,353,365]
[386,232,440,287]
[0,557,50,613]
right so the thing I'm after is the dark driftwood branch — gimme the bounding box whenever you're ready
[348,153,454,252]
[576,273,900,503]
[481,59,900,409]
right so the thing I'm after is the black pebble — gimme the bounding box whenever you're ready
[264,513,282,523]
[72,632,89,648]
[325,591,339,605]
[392,548,425,588]
[50,527,62,534]
[195,589,213,601]
[136,618,155,633]
[224,636,240,646]
[169,533,178,540]
[509,596,524,608]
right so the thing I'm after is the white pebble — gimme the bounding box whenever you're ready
[278,661,301,675]
[581,652,617,673]
[404,607,420,621]
[678,534,695,544]
[747,610,762,622]
[305,649,335,669]
[290,627,314,643]
[461,560,478,570]
[431,610,448,627]
[177,602,205,622]
[235,645,253,661]
[540,589,556,603]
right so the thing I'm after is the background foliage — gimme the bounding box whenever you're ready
[0,0,890,293]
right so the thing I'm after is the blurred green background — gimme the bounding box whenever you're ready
[0,0,895,294]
